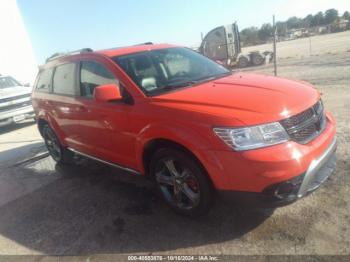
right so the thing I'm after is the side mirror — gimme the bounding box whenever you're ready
[93,83,122,102]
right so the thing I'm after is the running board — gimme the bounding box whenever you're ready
[68,147,141,175]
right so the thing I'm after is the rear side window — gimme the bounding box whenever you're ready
[36,68,53,92]
[53,63,77,96]
[80,61,119,97]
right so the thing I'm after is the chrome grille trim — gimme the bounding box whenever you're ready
[0,100,32,112]
[280,100,326,144]
[297,137,337,197]
[0,93,31,104]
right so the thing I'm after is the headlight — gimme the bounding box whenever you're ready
[214,122,289,151]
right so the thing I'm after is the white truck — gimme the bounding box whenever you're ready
[0,75,34,127]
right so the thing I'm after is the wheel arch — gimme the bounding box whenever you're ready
[141,138,215,190]
[135,121,215,175]
[36,114,67,146]
[37,118,49,137]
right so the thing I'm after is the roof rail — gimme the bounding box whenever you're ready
[135,42,153,46]
[46,48,93,63]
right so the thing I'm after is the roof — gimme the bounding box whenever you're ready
[96,43,178,57]
[43,44,180,67]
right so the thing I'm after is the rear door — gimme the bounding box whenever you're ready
[32,67,54,118]
[49,62,83,148]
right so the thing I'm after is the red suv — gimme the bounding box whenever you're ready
[32,44,337,216]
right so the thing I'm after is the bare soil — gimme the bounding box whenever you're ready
[242,30,350,59]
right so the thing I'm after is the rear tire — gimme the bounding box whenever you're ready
[251,53,264,66]
[149,147,214,217]
[42,124,75,165]
[237,56,249,68]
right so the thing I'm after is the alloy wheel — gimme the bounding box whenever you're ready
[44,127,62,161]
[155,158,200,210]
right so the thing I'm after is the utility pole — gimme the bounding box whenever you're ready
[273,15,277,76]
[309,37,312,56]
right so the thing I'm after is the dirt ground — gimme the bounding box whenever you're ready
[0,37,349,257]
[243,30,350,59]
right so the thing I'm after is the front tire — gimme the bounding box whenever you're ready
[42,125,74,165]
[150,148,213,217]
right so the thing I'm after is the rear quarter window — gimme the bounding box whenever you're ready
[35,68,53,92]
[53,63,77,96]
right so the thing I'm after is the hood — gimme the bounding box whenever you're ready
[0,86,32,99]
[151,73,320,126]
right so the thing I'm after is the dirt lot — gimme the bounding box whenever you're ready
[0,35,349,257]
[243,30,350,59]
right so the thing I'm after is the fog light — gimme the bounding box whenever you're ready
[263,174,304,200]
[274,181,300,199]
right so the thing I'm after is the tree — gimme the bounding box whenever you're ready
[276,21,288,36]
[311,11,324,26]
[303,14,313,28]
[343,11,350,20]
[240,8,349,45]
[258,23,273,41]
[324,9,339,24]
[240,27,260,46]
[286,16,303,29]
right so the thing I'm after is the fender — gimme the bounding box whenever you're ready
[36,109,67,146]
[135,121,212,174]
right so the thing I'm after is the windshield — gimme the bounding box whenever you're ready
[113,47,230,95]
[0,76,21,89]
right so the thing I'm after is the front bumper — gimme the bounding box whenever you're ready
[0,105,34,127]
[218,137,337,207]
[297,136,337,197]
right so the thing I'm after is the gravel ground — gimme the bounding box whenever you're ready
[242,31,350,59]
[0,51,349,256]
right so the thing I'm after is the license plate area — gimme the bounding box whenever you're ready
[13,114,25,123]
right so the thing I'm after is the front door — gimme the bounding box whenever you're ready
[73,59,136,169]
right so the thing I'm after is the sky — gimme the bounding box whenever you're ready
[17,0,349,64]
[0,0,37,83]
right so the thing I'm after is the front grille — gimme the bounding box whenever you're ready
[0,93,31,104]
[280,100,326,144]
[0,100,32,112]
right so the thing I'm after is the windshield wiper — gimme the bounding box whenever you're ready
[199,71,233,82]
[148,72,232,95]
[147,81,198,96]
[160,72,232,90]
[161,80,199,89]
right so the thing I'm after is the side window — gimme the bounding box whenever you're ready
[53,63,77,96]
[80,61,119,98]
[36,68,53,92]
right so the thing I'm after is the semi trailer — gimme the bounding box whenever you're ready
[199,23,273,68]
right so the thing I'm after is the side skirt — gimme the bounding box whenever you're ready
[67,147,141,175]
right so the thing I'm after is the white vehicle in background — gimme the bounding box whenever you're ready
[0,75,34,127]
